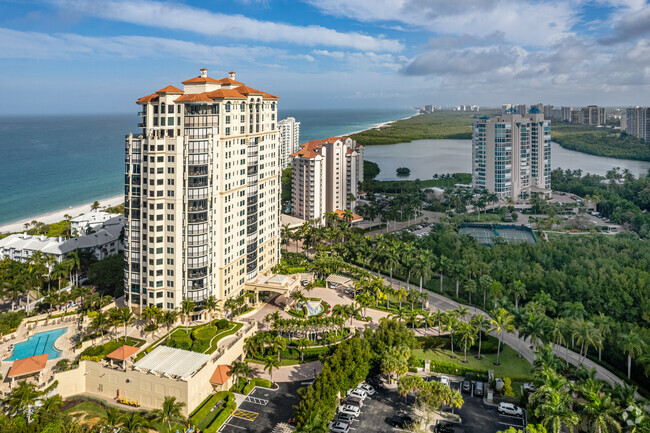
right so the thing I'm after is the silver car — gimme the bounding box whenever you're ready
[328,421,350,433]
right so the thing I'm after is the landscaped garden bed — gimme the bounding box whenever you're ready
[166,320,242,354]
[189,391,236,433]
[79,337,146,361]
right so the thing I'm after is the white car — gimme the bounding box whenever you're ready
[328,421,351,433]
[440,376,450,386]
[347,388,367,400]
[523,382,537,393]
[358,383,376,396]
[338,405,360,417]
[498,402,524,417]
[330,282,340,288]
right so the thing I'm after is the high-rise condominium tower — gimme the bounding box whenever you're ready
[626,106,649,142]
[472,110,551,200]
[279,117,300,169]
[124,69,280,315]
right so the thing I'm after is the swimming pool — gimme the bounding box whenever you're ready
[6,328,67,361]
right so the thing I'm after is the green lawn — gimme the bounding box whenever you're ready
[412,343,533,379]
[64,401,107,419]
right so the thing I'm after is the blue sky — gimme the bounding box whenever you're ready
[1,0,649,114]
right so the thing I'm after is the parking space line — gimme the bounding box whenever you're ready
[244,396,269,406]
[232,408,259,421]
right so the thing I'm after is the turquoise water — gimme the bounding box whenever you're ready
[6,328,67,361]
[0,109,414,225]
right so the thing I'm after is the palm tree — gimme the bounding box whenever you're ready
[180,298,196,333]
[574,320,601,364]
[592,313,612,362]
[578,392,622,433]
[511,279,527,310]
[90,311,110,341]
[489,308,515,366]
[151,396,186,432]
[141,305,162,330]
[619,329,645,380]
[412,251,434,292]
[101,407,125,431]
[66,250,81,286]
[436,255,448,293]
[457,321,477,363]
[471,314,490,360]
[464,279,477,305]
[296,338,310,362]
[272,336,287,362]
[160,310,178,342]
[441,312,458,358]
[115,307,135,341]
[3,380,42,423]
[121,412,148,433]
[533,390,579,433]
[50,261,68,291]
[231,360,252,388]
[203,295,220,323]
[263,356,280,384]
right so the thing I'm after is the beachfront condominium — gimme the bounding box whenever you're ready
[124,68,280,314]
[626,106,649,142]
[279,117,300,169]
[290,137,364,221]
[472,109,551,200]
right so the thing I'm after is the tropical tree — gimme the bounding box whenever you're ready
[471,313,490,359]
[619,329,645,380]
[412,251,435,292]
[263,356,280,384]
[3,380,42,423]
[296,338,310,362]
[114,306,135,341]
[90,310,110,341]
[151,396,186,433]
[511,280,527,310]
[441,312,458,358]
[121,412,149,433]
[533,390,579,433]
[464,279,477,305]
[578,392,622,433]
[180,298,196,333]
[100,407,125,431]
[489,308,515,366]
[161,310,179,341]
[203,295,220,322]
[231,360,252,388]
[141,305,161,330]
[457,321,477,363]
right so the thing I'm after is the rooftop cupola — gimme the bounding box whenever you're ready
[200,68,208,78]
[229,71,236,80]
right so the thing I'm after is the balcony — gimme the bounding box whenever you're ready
[137,123,145,128]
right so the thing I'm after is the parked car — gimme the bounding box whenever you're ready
[301,280,309,286]
[461,379,472,393]
[474,381,484,396]
[358,383,376,396]
[523,382,537,393]
[336,413,354,424]
[328,421,350,433]
[344,396,363,408]
[440,376,450,386]
[498,402,524,417]
[391,415,414,428]
[338,405,360,417]
[347,388,368,400]
[494,377,504,392]
[330,282,340,288]
[434,423,456,432]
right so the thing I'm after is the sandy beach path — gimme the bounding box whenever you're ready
[0,194,124,234]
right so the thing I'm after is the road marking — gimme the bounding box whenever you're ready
[244,395,268,406]
[498,421,526,427]
[499,414,525,419]
[232,408,259,421]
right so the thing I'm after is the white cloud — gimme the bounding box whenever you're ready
[0,27,312,64]
[305,0,577,46]
[312,49,409,71]
[47,0,403,52]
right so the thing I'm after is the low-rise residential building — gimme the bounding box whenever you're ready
[0,215,124,264]
[70,211,121,236]
[290,136,364,222]
[279,117,300,169]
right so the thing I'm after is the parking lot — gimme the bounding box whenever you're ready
[447,378,527,433]
[219,382,301,432]
[338,383,412,433]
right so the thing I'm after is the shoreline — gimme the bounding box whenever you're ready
[0,194,124,234]
[0,111,416,234]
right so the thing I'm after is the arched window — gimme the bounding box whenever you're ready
[271,102,276,111]
[240,102,245,111]
[225,102,231,112]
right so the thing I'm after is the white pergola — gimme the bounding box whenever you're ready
[133,346,210,381]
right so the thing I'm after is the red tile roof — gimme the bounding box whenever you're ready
[209,364,233,384]
[236,85,265,95]
[334,209,363,222]
[106,345,140,361]
[217,77,244,85]
[136,93,159,104]
[205,89,247,99]
[182,76,221,84]
[156,85,183,94]
[290,136,352,159]
[8,354,48,378]
[174,93,214,102]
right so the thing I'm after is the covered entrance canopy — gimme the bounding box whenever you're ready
[325,274,353,288]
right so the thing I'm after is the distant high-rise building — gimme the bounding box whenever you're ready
[531,103,544,114]
[515,104,527,115]
[571,109,584,125]
[290,137,364,221]
[279,117,300,169]
[124,68,281,314]
[626,106,650,141]
[581,105,605,126]
[620,115,627,131]
[543,104,554,119]
[472,112,551,200]
[561,106,572,122]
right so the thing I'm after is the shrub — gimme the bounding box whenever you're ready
[503,377,515,397]
[216,319,229,330]
[0,311,26,335]
[476,335,499,354]
[429,360,488,377]
[243,378,273,395]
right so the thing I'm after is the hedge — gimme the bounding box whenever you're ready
[243,378,273,395]
[190,394,219,426]
[80,338,145,362]
[411,357,489,377]
[204,407,234,433]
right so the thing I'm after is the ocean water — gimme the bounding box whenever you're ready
[0,108,413,225]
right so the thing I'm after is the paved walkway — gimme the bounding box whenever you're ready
[251,360,322,383]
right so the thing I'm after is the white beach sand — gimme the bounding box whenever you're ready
[0,194,124,234]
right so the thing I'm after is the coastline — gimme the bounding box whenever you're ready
[0,110,416,234]
[0,194,124,234]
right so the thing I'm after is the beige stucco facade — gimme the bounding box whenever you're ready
[55,321,256,416]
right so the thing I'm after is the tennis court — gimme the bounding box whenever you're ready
[459,224,536,246]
